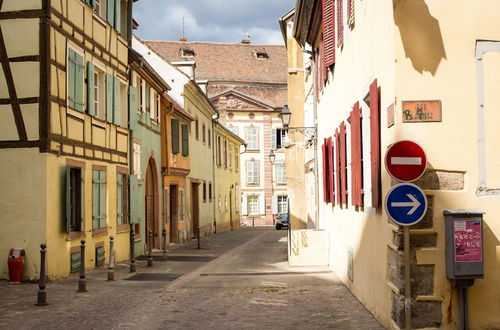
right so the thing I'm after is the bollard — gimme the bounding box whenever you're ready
[35,244,48,306]
[197,227,201,249]
[107,236,115,281]
[162,229,167,260]
[77,240,87,292]
[147,231,153,267]
[252,217,255,227]
[129,228,136,273]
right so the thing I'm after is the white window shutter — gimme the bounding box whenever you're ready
[259,194,265,215]
[272,196,278,214]
[241,195,248,215]
[271,128,276,150]
[150,91,155,120]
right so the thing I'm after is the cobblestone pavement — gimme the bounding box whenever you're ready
[0,227,383,329]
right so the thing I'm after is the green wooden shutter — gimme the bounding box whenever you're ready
[99,171,106,228]
[70,252,81,272]
[74,52,84,112]
[91,0,96,9]
[115,0,121,33]
[117,174,123,225]
[107,0,115,28]
[106,74,113,123]
[95,246,105,266]
[171,119,179,154]
[182,124,189,156]
[129,86,137,119]
[87,62,95,116]
[68,50,76,110]
[65,166,71,233]
[92,170,99,229]
[180,190,184,220]
[113,76,120,125]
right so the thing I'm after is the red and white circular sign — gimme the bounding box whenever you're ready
[385,140,427,182]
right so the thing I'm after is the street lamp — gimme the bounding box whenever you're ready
[280,105,316,139]
[269,150,276,165]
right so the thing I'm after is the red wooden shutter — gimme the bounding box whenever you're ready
[322,0,336,66]
[350,102,363,207]
[320,34,325,91]
[315,52,319,99]
[337,0,343,47]
[328,137,335,204]
[347,0,354,27]
[370,79,381,208]
[322,141,329,203]
[339,122,347,205]
[335,129,341,204]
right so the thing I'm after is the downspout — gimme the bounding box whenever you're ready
[211,115,218,233]
[313,52,320,229]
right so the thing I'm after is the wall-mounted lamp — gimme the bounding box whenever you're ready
[280,105,316,140]
[269,150,276,165]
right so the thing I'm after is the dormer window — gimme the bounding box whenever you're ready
[181,48,195,58]
[256,52,269,59]
[252,48,269,60]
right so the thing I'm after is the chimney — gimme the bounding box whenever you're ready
[241,39,251,44]
[171,61,196,80]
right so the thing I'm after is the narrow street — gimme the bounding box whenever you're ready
[0,228,381,329]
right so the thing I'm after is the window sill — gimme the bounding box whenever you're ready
[92,228,108,237]
[66,231,85,241]
[246,149,259,153]
[247,183,260,186]
[116,224,130,234]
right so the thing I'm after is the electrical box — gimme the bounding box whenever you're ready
[444,210,484,279]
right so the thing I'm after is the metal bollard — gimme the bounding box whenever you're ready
[35,244,48,306]
[197,227,201,249]
[77,240,87,292]
[129,228,136,273]
[147,231,153,267]
[107,236,115,281]
[252,217,255,227]
[162,229,167,260]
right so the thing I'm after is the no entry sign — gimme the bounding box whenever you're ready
[385,140,427,182]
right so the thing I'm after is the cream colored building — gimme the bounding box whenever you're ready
[0,0,133,279]
[289,0,500,329]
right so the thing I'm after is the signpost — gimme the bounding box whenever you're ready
[385,140,427,182]
[384,140,428,330]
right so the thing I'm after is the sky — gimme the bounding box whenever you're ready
[133,0,295,45]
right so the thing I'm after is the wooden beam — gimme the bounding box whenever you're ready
[0,26,27,140]
[0,140,39,148]
[0,97,38,105]
[0,10,44,20]
[9,55,39,63]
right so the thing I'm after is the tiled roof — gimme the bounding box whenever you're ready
[142,40,288,84]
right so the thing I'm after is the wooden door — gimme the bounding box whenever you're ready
[169,185,178,243]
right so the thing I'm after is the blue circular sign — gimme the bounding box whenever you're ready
[385,183,427,226]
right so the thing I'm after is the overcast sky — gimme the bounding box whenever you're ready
[133,0,294,45]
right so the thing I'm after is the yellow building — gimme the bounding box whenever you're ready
[0,0,133,280]
[214,122,245,232]
[289,0,500,329]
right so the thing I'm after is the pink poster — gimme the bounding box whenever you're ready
[454,219,482,262]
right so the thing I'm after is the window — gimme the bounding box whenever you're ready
[92,169,106,230]
[216,135,222,166]
[66,166,84,234]
[139,79,144,112]
[67,48,84,112]
[235,146,239,170]
[132,141,141,180]
[271,128,287,150]
[246,161,259,185]
[245,127,258,150]
[181,124,189,156]
[276,162,286,184]
[195,118,199,140]
[145,83,151,114]
[202,124,206,144]
[209,182,212,202]
[117,173,128,226]
[181,48,195,58]
[277,196,288,214]
[208,129,211,148]
[229,143,233,169]
[179,190,184,220]
[171,119,180,154]
[203,182,207,202]
[224,140,228,168]
[247,196,259,215]
[94,0,105,17]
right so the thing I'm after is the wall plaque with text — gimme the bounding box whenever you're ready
[402,100,442,123]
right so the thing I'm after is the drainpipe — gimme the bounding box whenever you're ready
[211,114,218,233]
[312,52,320,229]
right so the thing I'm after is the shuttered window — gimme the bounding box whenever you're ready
[181,124,189,156]
[350,102,363,207]
[247,196,259,215]
[335,129,341,203]
[65,166,84,233]
[339,122,347,205]
[322,140,329,203]
[246,127,259,150]
[68,49,84,112]
[322,0,336,66]
[276,162,286,184]
[247,161,259,185]
[117,173,128,225]
[106,74,120,124]
[171,119,180,154]
[95,246,105,266]
[179,190,184,220]
[87,62,95,116]
[336,0,344,47]
[328,137,335,204]
[92,170,106,229]
[370,79,381,208]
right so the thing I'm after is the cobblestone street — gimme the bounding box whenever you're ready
[0,227,382,329]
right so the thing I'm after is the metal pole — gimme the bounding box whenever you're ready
[77,240,87,292]
[35,244,48,306]
[252,217,255,227]
[107,236,115,281]
[147,230,153,267]
[404,227,411,330]
[197,227,201,249]
[457,279,472,330]
[129,228,136,272]
[162,229,167,259]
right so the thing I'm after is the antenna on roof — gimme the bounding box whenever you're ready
[180,17,187,41]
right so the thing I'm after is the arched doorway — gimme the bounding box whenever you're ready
[145,157,160,249]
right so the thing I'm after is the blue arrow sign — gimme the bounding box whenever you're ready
[385,183,428,226]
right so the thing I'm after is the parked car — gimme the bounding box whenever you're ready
[275,213,289,230]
